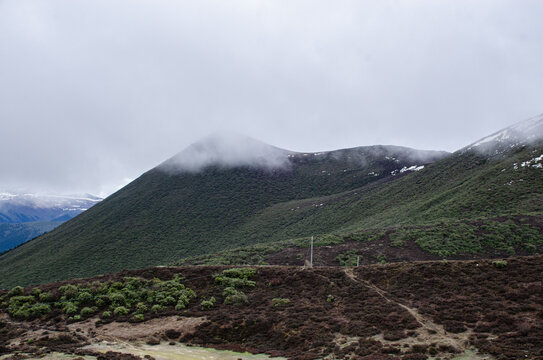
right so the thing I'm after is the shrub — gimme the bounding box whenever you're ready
[175,290,195,310]
[220,268,256,279]
[30,303,51,317]
[214,268,257,288]
[151,304,164,314]
[38,292,54,302]
[95,295,110,308]
[101,310,112,319]
[222,287,237,297]
[272,298,290,307]
[335,251,361,266]
[8,286,24,297]
[58,284,78,299]
[11,307,30,319]
[63,302,78,316]
[214,276,256,288]
[175,301,187,311]
[9,295,35,307]
[135,302,148,314]
[377,254,387,264]
[224,290,248,306]
[109,293,126,306]
[77,292,94,305]
[113,306,130,316]
[80,307,95,318]
[111,281,124,290]
[123,277,145,290]
[200,297,216,310]
[492,260,508,268]
[326,294,334,303]
[31,288,42,296]
[160,295,176,306]
[132,313,145,322]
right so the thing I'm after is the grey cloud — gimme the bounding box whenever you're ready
[159,133,292,173]
[1,0,543,196]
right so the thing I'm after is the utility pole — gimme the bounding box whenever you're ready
[310,236,314,267]
[357,256,360,267]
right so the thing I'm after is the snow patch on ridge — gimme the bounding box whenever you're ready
[391,165,424,176]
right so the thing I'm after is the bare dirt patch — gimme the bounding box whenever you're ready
[68,316,206,343]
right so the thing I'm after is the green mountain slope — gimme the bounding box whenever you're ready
[0,143,446,288]
[173,140,543,266]
[1,117,542,289]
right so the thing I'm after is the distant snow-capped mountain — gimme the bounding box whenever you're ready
[0,192,102,253]
[0,193,102,223]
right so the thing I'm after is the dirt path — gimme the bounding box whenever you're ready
[343,268,468,353]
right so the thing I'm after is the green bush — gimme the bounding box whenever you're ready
[326,294,334,303]
[151,304,164,314]
[335,251,361,266]
[109,293,126,306]
[95,295,110,308]
[272,298,290,307]
[77,292,93,305]
[492,260,508,268]
[113,306,130,316]
[11,307,31,319]
[63,302,78,316]
[133,313,145,322]
[38,292,54,302]
[222,287,237,297]
[31,288,42,296]
[175,301,187,311]
[220,268,256,279]
[160,295,176,306]
[80,307,95,318]
[30,303,51,317]
[224,290,248,306]
[123,277,145,290]
[135,302,148,314]
[111,281,124,290]
[200,297,216,310]
[8,286,24,297]
[9,295,35,307]
[58,284,78,299]
[3,275,197,322]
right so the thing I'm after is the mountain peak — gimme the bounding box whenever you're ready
[159,133,292,173]
[465,114,543,154]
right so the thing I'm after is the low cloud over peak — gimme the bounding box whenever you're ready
[158,133,293,173]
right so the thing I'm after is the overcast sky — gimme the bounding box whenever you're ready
[1,0,543,197]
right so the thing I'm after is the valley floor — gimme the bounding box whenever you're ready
[1,256,542,360]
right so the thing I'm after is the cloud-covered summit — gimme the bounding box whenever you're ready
[159,133,293,173]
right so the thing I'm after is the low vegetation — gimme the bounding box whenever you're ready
[1,275,196,322]
[1,258,541,359]
[175,215,543,266]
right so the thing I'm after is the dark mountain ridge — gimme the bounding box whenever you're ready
[0,142,448,287]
